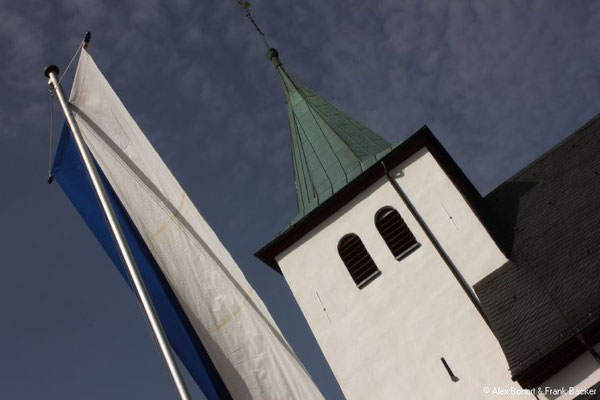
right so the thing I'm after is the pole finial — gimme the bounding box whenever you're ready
[83,32,91,49]
[44,65,59,78]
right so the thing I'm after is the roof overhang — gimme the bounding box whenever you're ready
[512,318,600,388]
[255,125,492,273]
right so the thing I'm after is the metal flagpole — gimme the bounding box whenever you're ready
[44,63,192,400]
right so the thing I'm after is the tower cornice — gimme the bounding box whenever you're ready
[255,125,489,273]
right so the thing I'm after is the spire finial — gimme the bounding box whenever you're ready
[235,1,270,49]
[266,47,281,68]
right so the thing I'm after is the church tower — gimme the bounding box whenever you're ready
[256,49,525,399]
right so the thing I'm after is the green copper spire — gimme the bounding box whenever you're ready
[267,48,393,222]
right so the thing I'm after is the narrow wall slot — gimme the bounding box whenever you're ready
[316,291,331,325]
[441,357,459,382]
[440,203,459,231]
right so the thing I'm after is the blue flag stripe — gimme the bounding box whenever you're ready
[52,123,231,400]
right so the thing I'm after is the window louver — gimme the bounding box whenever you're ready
[375,206,420,260]
[338,234,381,289]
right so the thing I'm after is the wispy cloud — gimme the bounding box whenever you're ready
[1,1,600,399]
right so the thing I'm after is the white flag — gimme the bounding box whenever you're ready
[68,49,324,400]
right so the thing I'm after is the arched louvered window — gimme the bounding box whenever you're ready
[338,234,381,289]
[375,206,420,260]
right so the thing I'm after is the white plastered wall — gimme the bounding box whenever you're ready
[276,148,532,399]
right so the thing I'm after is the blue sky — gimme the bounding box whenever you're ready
[1,1,600,399]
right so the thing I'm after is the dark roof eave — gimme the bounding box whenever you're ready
[255,124,490,273]
[511,317,600,388]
